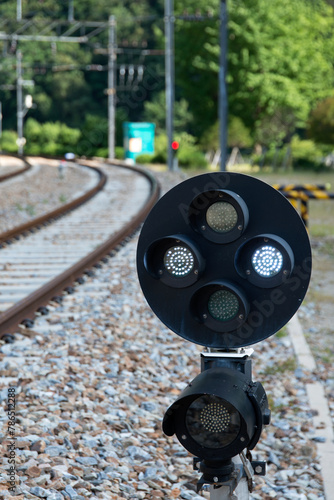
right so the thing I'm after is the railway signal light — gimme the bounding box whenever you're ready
[171,140,179,151]
[163,361,270,462]
[137,171,311,492]
[137,172,311,349]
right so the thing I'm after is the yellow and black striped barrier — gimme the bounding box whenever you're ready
[272,184,334,227]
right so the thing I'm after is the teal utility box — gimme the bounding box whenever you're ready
[123,122,155,160]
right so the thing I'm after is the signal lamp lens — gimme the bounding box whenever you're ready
[235,234,294,289]
[191,281,249,333]
[252,245,283,277]
[206,202,238,233]
[208,290,239,322]
[164,246,195,277]
[189,190,249,244]
[144,235,204,288]
[186,395,241,449]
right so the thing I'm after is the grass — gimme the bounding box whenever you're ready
[275,326,288,338]
[15,203,36,216]
[25,204,36,217]
[59,194,67,204]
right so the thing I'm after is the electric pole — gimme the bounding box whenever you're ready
[165,0,175,171]
[108,15,117,160]
[16,50,24,155]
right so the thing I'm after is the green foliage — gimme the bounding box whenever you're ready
[200,117,253,151]
[135,132,207,168]
[24,118,80,156]
[307,97,334,145]
[255,107,296,147]
[228,117,253,148]
[251,146,288,169]
[143,91,194,134]
[252,137,327,170]
[290,136,324,170]
[175,0,334,140]
[115,147,125,160]
[178,148,207,169]
[0,0,334,169]
[135,153,154,164]
[151,134,168,163]
[0,130,18,153]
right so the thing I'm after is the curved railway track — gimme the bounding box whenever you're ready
[0,157,159,337]
[0,153,31,182]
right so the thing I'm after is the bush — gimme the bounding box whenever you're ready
[136,153,154,164]
[24,118,81,156]
[178,148,207,168]
[290,136,324,170]
[152,134,167,163]
[228,117,253,148]
[0,130,18,153]
[115,147,124,160]
[95,148,108,158]
[251,146,288,168]
[307,97,334,145]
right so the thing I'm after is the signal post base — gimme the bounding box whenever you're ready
[210,477,249,500]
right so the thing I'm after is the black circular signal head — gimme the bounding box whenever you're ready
[137,172,312,348]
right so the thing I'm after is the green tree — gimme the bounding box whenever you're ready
[143,91,193,134]
[174,0,334,142]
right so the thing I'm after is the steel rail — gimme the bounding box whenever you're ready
[0,158,159,336]
[0,160,107,246]
[0,154,31,182]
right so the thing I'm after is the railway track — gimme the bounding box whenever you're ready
[0,154,31,182]
[0,157,159,337]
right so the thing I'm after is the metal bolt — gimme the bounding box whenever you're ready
[194,269,199,275]
[246,269,251,275]
[213,476,219,483]
[158,270,163,275]
[203,314,208,320]
[255,465,263,474]
[219,193,223,198]
[238,225,243,230]
[283,270,289,275]
[240,436,245,442]
[264,238,269,242]
[239,314,244,320]
[181,434,187,440]
[201,225,206,231]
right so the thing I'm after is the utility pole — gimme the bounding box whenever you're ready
[0,102,2,138]
[16,50,24,155]
[108,15,116,160]
[16,50,34,155]
[68,0,74,22]
[17,0,22,21]
[165,0,175,171]
[219,0,228,171]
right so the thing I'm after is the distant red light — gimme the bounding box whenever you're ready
[171,141,179,150]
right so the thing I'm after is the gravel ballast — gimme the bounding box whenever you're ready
[0,158,96,233]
